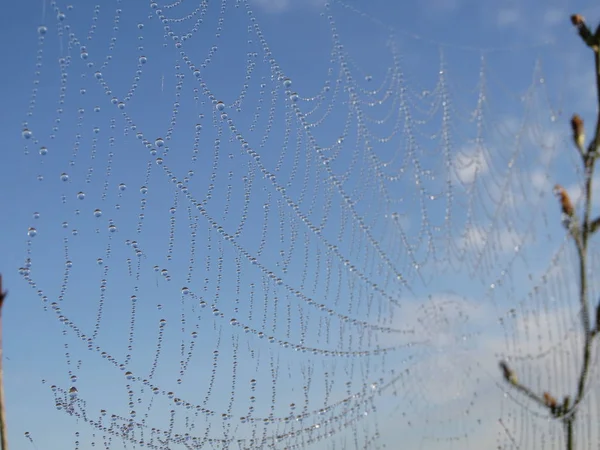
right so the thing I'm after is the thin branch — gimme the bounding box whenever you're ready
[498,361,548,409]
[0,275,8,450]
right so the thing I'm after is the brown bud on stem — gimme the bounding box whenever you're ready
[499,361,518,385]
[544,392,558,415]
[571,14,585,28]
[544,392,557,407]
[554,185,575,217]
[571,114,585,150]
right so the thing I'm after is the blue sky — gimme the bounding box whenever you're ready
[2,0,600,449]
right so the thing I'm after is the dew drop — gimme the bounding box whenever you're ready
[283,78,292,88]
[93,209,102,218]
[27,227,37,237]
[33,212,40,219]
[108,224,117,233]
[118,183,126,191]
[39,147,48,156]
[77,192,85,200]
[94,71,102,80]
[37,26,47,35]
[216,101,225,111]
[22,129,33,139]
[290,92,299,102]
[140,186,148,194]
[155,137,164,147]
[139,55,147,64]
[60,173,69,182]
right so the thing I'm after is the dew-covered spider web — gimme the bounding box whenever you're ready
[12,0,600,449]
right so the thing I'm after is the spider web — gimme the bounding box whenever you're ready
[13,0,600,449]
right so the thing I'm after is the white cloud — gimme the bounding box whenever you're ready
[453,145,490,184]
[460,224,521,254]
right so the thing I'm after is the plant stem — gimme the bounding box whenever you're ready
[572,33,600,418]
[499,17,600,450]
[564,22,600,450]
[565,418,574,450]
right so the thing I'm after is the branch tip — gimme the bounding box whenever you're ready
[571,14,597,47]
[499,361,518,385]
[571,14,586,28]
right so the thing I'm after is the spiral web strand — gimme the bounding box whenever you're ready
[14,1,600,449]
